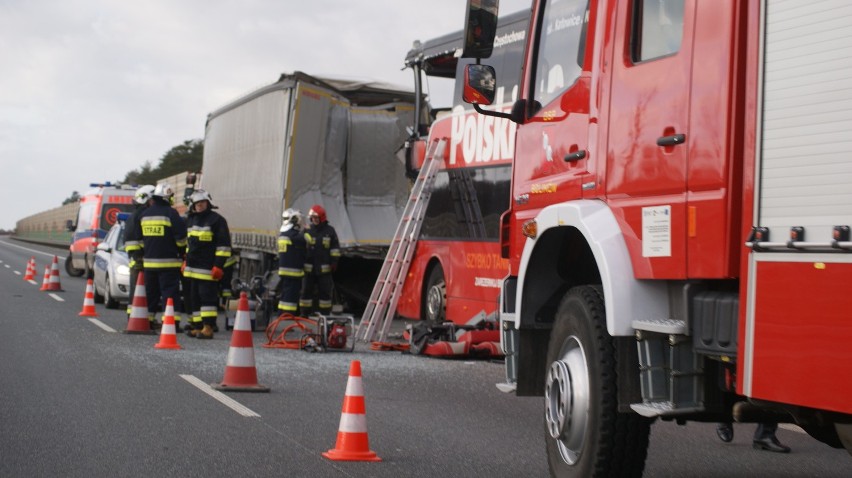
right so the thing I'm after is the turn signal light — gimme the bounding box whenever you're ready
[522,219,537,239]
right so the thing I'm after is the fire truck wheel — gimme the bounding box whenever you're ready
[423,264,446,326]
[544,285,651,478]
[65,255,85,277]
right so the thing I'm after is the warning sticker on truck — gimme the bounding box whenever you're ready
[642,206,671,257]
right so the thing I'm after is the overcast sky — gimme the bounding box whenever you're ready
[0,0,529,230]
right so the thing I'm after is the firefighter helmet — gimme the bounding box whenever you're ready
[282,208,302,225]
[308,204,327,222]
[134,185,156,205]
[281,208,302,232]
[189,189,215,208]
[153,183,175,201]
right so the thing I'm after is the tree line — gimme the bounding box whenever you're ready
[62,139,203,205]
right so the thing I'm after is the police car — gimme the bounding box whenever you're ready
[92,213,131,309]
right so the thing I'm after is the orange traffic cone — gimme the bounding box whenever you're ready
[124,273,155,335]
[322,360,381,462]
[39,265,51,291]
[46,255,63,291]
[23,257,36,281]
[211,292,269,392]
[78,279,99,317]
[155,298,181,350]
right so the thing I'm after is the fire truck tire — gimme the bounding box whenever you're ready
[544,285,651,478]
[423,264,446,326]
[104,274,119,309]
[65,255,85,277]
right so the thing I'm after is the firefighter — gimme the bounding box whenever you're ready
[299,204,340,316]
[716,422,791,453]
[124,184,155,317]
[277,208,306,315]
[183,189,232,339]
[129,183,186,329]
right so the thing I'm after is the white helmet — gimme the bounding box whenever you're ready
[190,189,215,208]
[281,208,302,231]
[134,185,155,205]
[153,183,175,201]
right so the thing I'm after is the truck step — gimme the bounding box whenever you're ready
[630,401,703,418]
[632,318,687,334]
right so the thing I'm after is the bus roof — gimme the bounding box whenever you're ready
[404,9,530,78]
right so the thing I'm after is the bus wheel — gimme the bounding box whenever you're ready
[544,285,651,478]
[65,255,84,277]
[423,264,446,326]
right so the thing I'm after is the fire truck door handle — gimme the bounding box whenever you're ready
[656,134,686,147]
[564,150,587,162]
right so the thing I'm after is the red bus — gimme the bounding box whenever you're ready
[395,10,528,328]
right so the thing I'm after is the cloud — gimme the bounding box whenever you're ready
[0,0,529,230]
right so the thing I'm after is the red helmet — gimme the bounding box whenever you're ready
[308,204,327,222]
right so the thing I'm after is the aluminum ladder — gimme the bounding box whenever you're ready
[355,138,446,343]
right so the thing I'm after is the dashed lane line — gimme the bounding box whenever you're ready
[89,319,116,333]
[180,374,260,418]
[48,293,65,302]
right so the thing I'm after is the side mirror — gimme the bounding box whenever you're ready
[462,0,500,58]
[65,219,75,232]
[463,65,497,105]
[96,242,110,252]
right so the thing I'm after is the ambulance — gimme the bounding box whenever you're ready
[65,183,137,277]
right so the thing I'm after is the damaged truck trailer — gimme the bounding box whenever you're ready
[200,71,417,311]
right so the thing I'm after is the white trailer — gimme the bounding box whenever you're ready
[201,71,416,308]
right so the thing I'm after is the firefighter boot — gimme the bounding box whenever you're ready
[196,323,214,340]
[186,325,201,338]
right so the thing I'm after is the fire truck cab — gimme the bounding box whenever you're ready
[462,0,852,475]
[65,183,137,278]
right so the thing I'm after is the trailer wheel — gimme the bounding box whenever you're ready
[544,285,651,478]
[65,255,84,277]
[423,264,446,326]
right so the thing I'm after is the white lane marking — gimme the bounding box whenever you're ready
[49,293,65,302]
[180,374,260,418]
[3,264,9,268]
[0,239,65,260]
[28,280,37,285]
[89,319,116,333]
[14,270,21,275]
[779,424,806,434]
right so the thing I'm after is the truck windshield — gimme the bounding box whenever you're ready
[533,0,590,109]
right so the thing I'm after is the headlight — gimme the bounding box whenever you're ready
[116,264,130,276]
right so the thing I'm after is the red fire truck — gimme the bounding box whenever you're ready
[460,0,852,475]
[396,10,528,329]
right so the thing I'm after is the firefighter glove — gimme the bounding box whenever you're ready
[211,266,224,281]
[180,261,186,274]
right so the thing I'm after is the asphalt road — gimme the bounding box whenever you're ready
[1,236,850,477]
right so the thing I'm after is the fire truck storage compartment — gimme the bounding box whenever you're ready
[692,291,739,357]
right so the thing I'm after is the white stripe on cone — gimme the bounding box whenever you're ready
[338,413,369,433]
[344,376,364,397]
[225,347,257,367]
[161,302,176,334]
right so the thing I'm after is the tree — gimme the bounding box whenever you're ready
[60,139,204,206]
[62,191,81,205]
[123,139,203,186]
